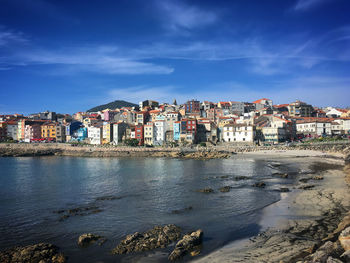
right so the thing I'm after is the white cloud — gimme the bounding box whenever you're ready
[0,27,28,47]
[294,0,331,11]
[155,0,217,32]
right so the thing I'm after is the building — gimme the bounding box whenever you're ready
[222,124,255,143]
[326,108,347,118]
[0,122,7,142]
[55,124,66,142]
[217,102,231,110]
[139,100,159,110]
[6,121,18,140]
[41,122,57,141]
[296,118,332,137]
[288,100,313,117]
[112,122,128,145]
[253,98,273,111]
[136,111,150,125]
[144,122,155,145]
[24,124,42,142]
[230,101,245,115]
[135,124,144,145]
[262,126,286,143]
[102,122,114,144]
[173,121,181,141]
[154,120,167,145]
[76,127,88,142]
[87,124,103,145]
[184,100,200,114]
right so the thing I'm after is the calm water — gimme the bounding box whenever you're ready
[0,156,301,262]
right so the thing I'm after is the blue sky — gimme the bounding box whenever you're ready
[0,0,350,114]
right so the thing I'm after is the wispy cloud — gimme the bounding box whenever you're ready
[155,0,217,33]
[0,26,28,47]
[294,0,331,11]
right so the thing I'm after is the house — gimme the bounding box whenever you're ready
[154,120,167,145]
[296,118,332,137]
[230,101,245,115]
[87,124,103,145]
[41,122,57,141]
[55,123,66,142]
[179,119,197,143]
[222,124,255,143]
[0,122,7,142]
[165,111,179,128]
[6,121,18,140]
[332,118,350,135]
[139,100,159,110]
[24,124,42,142]
[112,122,128,145]
[136,111,150,125]
[135,124,144,145]
[197,118,217,143]
[217,102,231,110]
[102,122,114,144]
[144,122,155,145]
[202,101,214,111]
[288,100,313,117]
[184,100,200,114]
[331,121,343,135]
[326,108,347,118]
[253,98,273,111]
[262,126,286,143]
[173,121,181,142]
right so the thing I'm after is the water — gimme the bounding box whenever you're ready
[0,156,300,262]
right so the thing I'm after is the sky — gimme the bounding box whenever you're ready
[0,0,350,114]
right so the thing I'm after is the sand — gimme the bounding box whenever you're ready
[194,150,350,263]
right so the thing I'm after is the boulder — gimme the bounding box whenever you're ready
[197,188,214,193]
[168,229,203,261]
[0,243,66,263]
[339,226,350,251]
[279,187,290,192]
[326,256,343,263]
[219,186,232,192]
[78,233,102,247]
[272,172,289,178]
[340,250,350,262]
[298,185,315,190]
[312,176,324,180]
[111,224,181,255]
[252,182,266,188]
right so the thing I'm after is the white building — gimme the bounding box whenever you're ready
[154,120,168,145]
[223,124,255,143]
[296,120,332,136]
[87,125,103,145]
[6,121,18,140]
[262,127,286,143]
[326,108,346,118]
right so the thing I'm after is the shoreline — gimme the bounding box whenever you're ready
[1,148,350,262]
[194,151,350,263]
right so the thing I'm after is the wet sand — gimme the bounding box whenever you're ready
[194,150,350,263]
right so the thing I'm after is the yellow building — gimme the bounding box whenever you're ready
[102,122,113,144]
[41,122,57,139]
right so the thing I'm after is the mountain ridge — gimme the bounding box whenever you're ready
[87,100,138,112]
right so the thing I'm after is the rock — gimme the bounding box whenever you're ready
[78,233,102,247]
[172,206,193,214]
[299,178,311,183]
[197,188,214,193]
[219,186,232,192]
[0,243,66,263]
[252,182,266,188]
[111,224,181,255]
[279,187,290,192]
[168,229,203,261]
[299,185,315,190]
[326,256,343,263]
[312,176,324,180]
[307,241,335,263]
[340,250,350,262]
[234,176,249,181]
[339,226,350,251]
[272,173,289,178]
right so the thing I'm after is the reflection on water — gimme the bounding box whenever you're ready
[0,156,299,262]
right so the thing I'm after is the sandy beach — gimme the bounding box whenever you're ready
[194,150,350,263]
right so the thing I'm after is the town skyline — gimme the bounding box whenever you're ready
[1,0,350,114]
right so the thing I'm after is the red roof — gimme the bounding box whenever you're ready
[253,98,270,104]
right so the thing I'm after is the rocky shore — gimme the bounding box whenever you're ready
[1,143,350,262]
[0,141,349,159]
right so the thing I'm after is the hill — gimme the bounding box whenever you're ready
[87,100,138,112]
